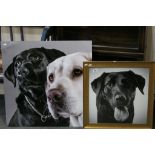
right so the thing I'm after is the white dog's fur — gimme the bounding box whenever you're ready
[46,52,92,127]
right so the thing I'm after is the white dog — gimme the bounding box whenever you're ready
[46,52,91,127]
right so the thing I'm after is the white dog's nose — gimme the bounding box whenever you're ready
[47,89,63,103]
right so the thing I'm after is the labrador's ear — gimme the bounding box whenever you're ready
[135,73,145,94]
[40,47,66,63]
[4,62,16,87]
[91,72,108,94]
[128,70,145,94]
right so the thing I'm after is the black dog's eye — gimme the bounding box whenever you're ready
[106,81,113,89]
[72,68,83,78]
[15,60,22,67]
[49,73,54,83]
[29,55,41,63]
[32,56,40,61]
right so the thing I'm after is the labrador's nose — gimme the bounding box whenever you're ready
[21,67,30,76]
[20,63,31,76]
[47,89,63,103]
[115,94,126,106]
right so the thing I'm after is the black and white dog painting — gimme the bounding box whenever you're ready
[2,41,92,127]
[90,68,148,124]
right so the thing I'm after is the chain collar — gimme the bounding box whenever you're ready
[25,96,52,122]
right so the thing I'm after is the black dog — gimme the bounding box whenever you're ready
[91,70,145,123]
[5,47,69,127]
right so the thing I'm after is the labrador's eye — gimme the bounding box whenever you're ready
[15,60,22,67]
[29,55,42,63]
[34,56,40,61]
[49,73,54,83]
[106,81,113,89]
[31,56,41,62]
[72,68,83,78]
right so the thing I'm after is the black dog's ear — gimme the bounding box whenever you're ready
[91,72,108,94]
[91,77,100,94]
[128,70,145,94]
[40,47,66,63]
[4,62,16,87]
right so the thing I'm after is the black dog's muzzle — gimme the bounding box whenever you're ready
[17,63,34,77]
[115,94,127,107]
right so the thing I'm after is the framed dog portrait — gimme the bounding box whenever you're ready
[83,61,155,128]
[1,41,92,128]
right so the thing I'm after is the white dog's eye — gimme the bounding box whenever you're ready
[72,68,83,78]
[49,73,54,83]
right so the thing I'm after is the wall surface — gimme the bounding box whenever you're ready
[1,26,43,41]
[2,26,155,60]
[145,26,155,61]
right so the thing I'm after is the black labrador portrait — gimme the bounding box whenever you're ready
[4,47,69,127]
[91,70,145,123]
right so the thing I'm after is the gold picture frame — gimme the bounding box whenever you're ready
[83,61,155,129]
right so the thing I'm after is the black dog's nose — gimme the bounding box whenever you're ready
[47,89,63,103]
[115,95,126,106]
[21,67,29,76]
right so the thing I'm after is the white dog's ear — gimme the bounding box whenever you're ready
[81,52,92,61]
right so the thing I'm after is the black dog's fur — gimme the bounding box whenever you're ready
[5,47,69,127]
[91,70,145,123]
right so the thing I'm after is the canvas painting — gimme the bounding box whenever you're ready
[1,41,92,128]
